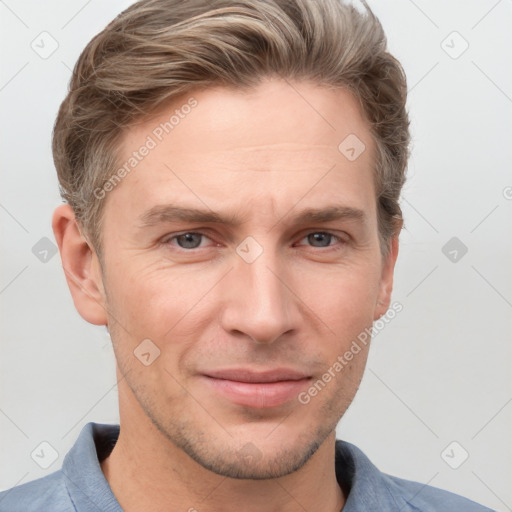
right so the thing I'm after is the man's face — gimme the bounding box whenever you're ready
[92,78,397,478]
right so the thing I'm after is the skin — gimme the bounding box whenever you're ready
[53,77,400,512]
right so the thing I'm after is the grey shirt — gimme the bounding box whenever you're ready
[0,422,494,511]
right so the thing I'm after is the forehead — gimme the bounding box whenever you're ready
[126,79,372,153]
[107,79,376,224]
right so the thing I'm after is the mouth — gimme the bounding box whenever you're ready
[201,368,312,408]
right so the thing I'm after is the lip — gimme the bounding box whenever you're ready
[203,368,310,383]
[201,368,312,408]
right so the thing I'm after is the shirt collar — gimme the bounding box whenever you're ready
[335,440,414,511]
[62,423,122,512]
[62,422,413,512]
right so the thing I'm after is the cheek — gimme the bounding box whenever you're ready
[105,260,204,336]
[302,263,381,333]
[104,266,202,392]
[104,247,382,359]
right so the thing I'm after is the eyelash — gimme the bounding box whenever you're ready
[160,231,348,252]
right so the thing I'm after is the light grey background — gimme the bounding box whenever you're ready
[1,0,511,510]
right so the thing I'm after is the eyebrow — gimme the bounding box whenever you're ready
[137,204,366,229]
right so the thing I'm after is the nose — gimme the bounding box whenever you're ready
[219,244,297,345]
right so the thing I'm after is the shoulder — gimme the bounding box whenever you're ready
[382,472,496,512]
[0,470,74,512]
[334,440,495,512]
[0,422,121,512]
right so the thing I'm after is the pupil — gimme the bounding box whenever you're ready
[179,233,201,248]
[309,233,330,247]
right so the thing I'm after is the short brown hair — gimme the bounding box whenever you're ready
[52,0,410,259]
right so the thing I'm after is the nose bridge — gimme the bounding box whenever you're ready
[221,238,295,344]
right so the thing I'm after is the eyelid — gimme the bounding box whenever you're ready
[294,227,349,245]
[295,231,347,247]
[161,229,349,250]
[161,230,216,248]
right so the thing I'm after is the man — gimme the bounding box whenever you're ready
[0,0,494,510]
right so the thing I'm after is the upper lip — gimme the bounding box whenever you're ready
[203,368,311,383]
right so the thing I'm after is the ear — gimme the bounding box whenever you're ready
[52,204,108,326]
[374,227,401,321]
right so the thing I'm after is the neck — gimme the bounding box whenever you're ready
[101,382,346,512]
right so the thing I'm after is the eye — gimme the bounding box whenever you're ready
[161,230,347,252]
[164,232,212,250]
[297,231,346,249]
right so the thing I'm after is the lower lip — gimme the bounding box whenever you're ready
[202,376,311,408]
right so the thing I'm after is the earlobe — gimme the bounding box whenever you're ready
[52,204,108,326]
